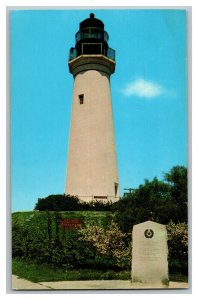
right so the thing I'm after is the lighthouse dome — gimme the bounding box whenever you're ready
[69,13,115,62]
[80,13,104,30]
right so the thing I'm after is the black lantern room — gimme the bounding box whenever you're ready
[69,13,115,61]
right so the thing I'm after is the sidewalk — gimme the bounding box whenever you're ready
[12,275,188,290]
[12,275,51,290]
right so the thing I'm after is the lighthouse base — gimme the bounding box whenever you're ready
[65,194,119,203]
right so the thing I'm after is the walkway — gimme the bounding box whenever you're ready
[12,275,188,290]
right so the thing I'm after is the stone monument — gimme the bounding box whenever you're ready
[132,220,169,287]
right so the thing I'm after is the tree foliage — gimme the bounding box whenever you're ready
[164,166,188,221]
[34,194,113,211]
[113,166,188,232]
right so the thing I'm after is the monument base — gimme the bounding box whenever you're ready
[131,282,169,289]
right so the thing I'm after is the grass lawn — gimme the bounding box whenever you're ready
[12,258,130,282]
[12,211,114,227]
[12,258,188,283]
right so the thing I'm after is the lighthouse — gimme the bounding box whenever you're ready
[65,13,119,202]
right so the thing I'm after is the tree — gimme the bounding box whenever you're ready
[113,166,188,232]
[164,166,188,222]
[114,177,178,232]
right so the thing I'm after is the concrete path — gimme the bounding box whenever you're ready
[12,275,51,290]
[12,275,188,290]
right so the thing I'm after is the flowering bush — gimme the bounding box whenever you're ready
[166,221,188,274]
[79,221,131,268]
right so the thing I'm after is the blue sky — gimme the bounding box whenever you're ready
[11,9,187,212]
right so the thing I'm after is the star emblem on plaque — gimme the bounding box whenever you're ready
[144,229,154,238]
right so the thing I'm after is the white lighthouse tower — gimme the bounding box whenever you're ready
[65,13,119,202]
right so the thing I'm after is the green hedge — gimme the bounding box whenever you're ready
[12,211,188,274]
[35,194,113,211]
[12,211,122,270]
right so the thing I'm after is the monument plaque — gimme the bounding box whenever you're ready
[132,220,169,287]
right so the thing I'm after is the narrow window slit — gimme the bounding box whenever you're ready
[79,94,84,104]
[114,183,118,197]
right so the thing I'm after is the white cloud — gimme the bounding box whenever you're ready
[122,78,165,98]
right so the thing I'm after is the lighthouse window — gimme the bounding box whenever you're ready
[78,94,84,104]
[82,43,102,55]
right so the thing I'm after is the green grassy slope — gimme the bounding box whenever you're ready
[12,210,114,228]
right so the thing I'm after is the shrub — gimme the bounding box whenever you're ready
[12,212,98,269]
[166,221,188,275]
[34,194,82,211]
[79,221,131,269]
[12,212,188,275]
